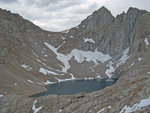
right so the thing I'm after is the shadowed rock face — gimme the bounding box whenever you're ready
[0,6,150,113]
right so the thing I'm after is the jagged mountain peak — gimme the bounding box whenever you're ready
[79,6,148,31]
[127,7,140,12]
[126,7,149,17]
[84,6,114,22]
[72,6,115,35]
[94,6,112,15]
[60,6,150,56]
[127,7,147,13]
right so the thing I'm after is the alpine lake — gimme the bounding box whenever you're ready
[32,78,118,97]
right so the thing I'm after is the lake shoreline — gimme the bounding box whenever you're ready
[31,78,118,97]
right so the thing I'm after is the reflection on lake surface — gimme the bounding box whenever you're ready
[32,78,117,97]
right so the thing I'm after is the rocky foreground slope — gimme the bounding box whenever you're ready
[0,7,150,113]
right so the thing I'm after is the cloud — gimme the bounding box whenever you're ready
[0,0,149,31]
[0,0,18,3]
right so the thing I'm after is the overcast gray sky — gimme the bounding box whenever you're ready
[0,0,149,31]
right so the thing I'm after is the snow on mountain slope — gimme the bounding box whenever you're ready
[83,38,95,43]
[120,96,150,113]
[144,38,149,48]
[105,47,130,78]
[44,42,111,72]
[32,100,43,113]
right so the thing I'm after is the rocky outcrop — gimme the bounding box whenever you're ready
[59,7,150,56]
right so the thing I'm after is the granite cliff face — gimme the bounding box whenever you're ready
[0,7,150,113]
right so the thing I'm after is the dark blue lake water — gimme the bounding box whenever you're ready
[32,78,117,97]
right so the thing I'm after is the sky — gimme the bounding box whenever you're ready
[0,0,149,31]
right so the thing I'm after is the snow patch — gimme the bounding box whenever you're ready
[35,54,68,74]
[83,77,94,80]
[36,59,42,63]
[45,42,111,72]
[14,83,17,86]
[61,36,65,40]
[44,54,48,57]
[105,63,116,78]
[96,75,101,79]
[39,68,58,75]
[43,73,76,84]
[147,72,150,74]
[36,82,43,86]
[27,80,34,83]
[59,109,63,112]
[138,57,142,61]
[55,77,72,82]
[70,35,74,38]
[32,50,39,57]
[120,96,150,113]
[32,100,43,113]
[0,94,3,97]
[55,73,76,82]
[97,106,112,113]
[43,80,56,85]
[116,47,130,67]
[144,38,149,48]
[40,60,64,73]
[105,47,130,78]
[131,62,135,66]
[57,41,65,49]
[83,38,95,43]
[71,49,111,64]
[44,42,72,72]
[70,73,76,79]
[129,62,135,68]
[21,63,32,71]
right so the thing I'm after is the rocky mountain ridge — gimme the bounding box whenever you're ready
[0,6,150,113]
